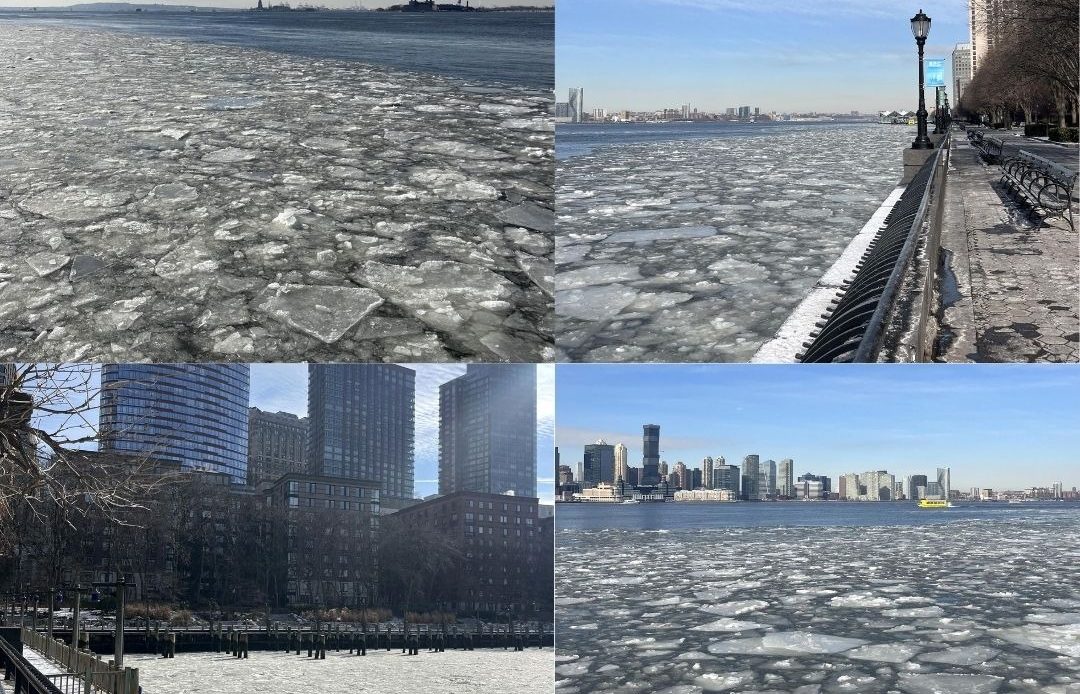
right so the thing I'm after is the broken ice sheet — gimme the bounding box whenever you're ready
[0,24,552,362]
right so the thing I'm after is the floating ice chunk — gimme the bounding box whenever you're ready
[918,645,1000,666]
[843,642,922,663]
[516,253,553,298]
[300,137,349,151]
[479,103,534,116]
[158,128,189,140]
[897,673,1004,694]
[496,202,554,232]
[26,251,71,278]
[676,652,716,661]
[882,606,944,618]
[992,623,1080,657]
[19,188,129,223]
[557,284,639,322]
[706,637,787,656]
[408,168,498,200]
[202,147,258,163]
[700,600,769,616]
[602,225,717,244]
[760,631,869,655]
[212,331,254,355]
[557,597,591,606]
[154,241,219,279]
[258,284,384,344]
[272,208,308,228]
[1025,613,1080,625]
[205,96,262,110]
[149,183,198,203]
[558,264,642,290]
[690,618,765,632]
[829,593,893,608]
[694,671,755,691]
[412,140,511,160]
[554,660,592,677]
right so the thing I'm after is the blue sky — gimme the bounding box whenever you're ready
[28,363,554,501]
[557,0,969,113]
[555,365,1080,491]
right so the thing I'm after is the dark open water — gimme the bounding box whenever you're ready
[0,9,553,87]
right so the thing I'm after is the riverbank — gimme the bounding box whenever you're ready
[0,24,553,362]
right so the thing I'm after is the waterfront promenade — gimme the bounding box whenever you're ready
[939,131,1079,362]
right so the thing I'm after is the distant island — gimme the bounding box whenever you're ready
[381,0,551,11]
[0,1,551,11]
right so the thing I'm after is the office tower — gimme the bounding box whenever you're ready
[936,467,952,500]
[568,88,584,124]
[691,469,702,489]
[701,456,714,490]
[583,440,616,485]
[860,470,895,501]
[247,408,308,486]
[778,459,794,498]
[673,461,688,490]
[554,446,559,481]
[642,424,660,485]
[952,42,973,102]
[575,461,584,484]
[908,474,928,500]
[555,102,570,119]
[660,461,669,478]
[614,443,629,483]
[1053,482,1063,499]
[712,462,740,496]
[439,364,537,498]
[969,0,1015,74]
[100,364,250,484]
[309,364,415,509]
[557,465,573,486]
[741,455,760,500]
[763,459,777,498]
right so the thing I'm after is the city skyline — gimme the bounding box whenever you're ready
[27,363,555,500]
[556,0,970,113]
[555,365,1080,491]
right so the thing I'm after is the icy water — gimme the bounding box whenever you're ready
[0,10,554,88]
[0,25,553,362]
[555,122,913,363]
[556,503,1080,693]
[127,648,554,693]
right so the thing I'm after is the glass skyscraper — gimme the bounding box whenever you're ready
[307,364,415,509]
[439,364,537,498]
[100,364,250,483]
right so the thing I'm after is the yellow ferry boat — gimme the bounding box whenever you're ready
[918,499,949,509]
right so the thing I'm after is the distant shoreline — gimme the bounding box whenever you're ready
[0,3,553,11]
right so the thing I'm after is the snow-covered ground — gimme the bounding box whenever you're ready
[556,514,1080,693]
[555,124,911,362]
[0,24,553,363]
[127,648,553,693]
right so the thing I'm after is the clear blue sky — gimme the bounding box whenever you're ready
[555,365,1080,491]
[556,0,969,113]
[29,363,554,501]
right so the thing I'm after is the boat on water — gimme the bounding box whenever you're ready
[918,499,949,509]
[621,499,640,504]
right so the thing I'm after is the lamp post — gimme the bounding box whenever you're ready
[910,9,934,149]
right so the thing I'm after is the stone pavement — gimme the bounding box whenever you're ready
[937,134,1078,362]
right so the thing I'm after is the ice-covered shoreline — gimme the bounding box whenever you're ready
[0,23,553,362]
[555,125,911,363]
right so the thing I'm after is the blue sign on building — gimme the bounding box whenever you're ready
[926,59,946,88]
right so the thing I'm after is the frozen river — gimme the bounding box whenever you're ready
[556,504,1080,693]
[127,647,554,693]
[555,122,912,362]
[0,24,553,363]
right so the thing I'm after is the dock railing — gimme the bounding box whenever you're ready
[19,628,138,694]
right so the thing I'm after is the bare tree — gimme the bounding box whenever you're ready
[0,363,172,554]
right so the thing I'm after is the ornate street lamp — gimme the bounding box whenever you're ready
[910,9,934,149]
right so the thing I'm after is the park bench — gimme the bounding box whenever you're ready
[972,132,1005,162]
[1000,149,1078,228]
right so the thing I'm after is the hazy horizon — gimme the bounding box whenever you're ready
[557,0,969,114]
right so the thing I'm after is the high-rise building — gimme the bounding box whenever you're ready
[778,459,794,498]
[672,461,688,490]
[568,88,584,124]
[641,424,660,485]
[952,42,973,103]
[712,462,740,496]
[1053,482,1064,499]
[741,455,760,500]
[614,443,629,483]
[936,467,952,500]
[100,364,250,484]
[763,459,777,498]
[309,364,415,509]
[701,456,714,490]
[583,440,615,485]
[969,0,1015,75]
[908,474,928,500]
[861,470,895,501]
[439,364,537,498]
[247,408,308,486]
[842,472,861,500]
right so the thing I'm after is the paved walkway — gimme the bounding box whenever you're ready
[938,134,1079,362]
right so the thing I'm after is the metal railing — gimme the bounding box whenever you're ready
[20,629,138,694]
[1000,149,1077,228]
[798,142,948,363]
[0,635,64,694]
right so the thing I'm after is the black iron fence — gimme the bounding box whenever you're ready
[798,142,948,363]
